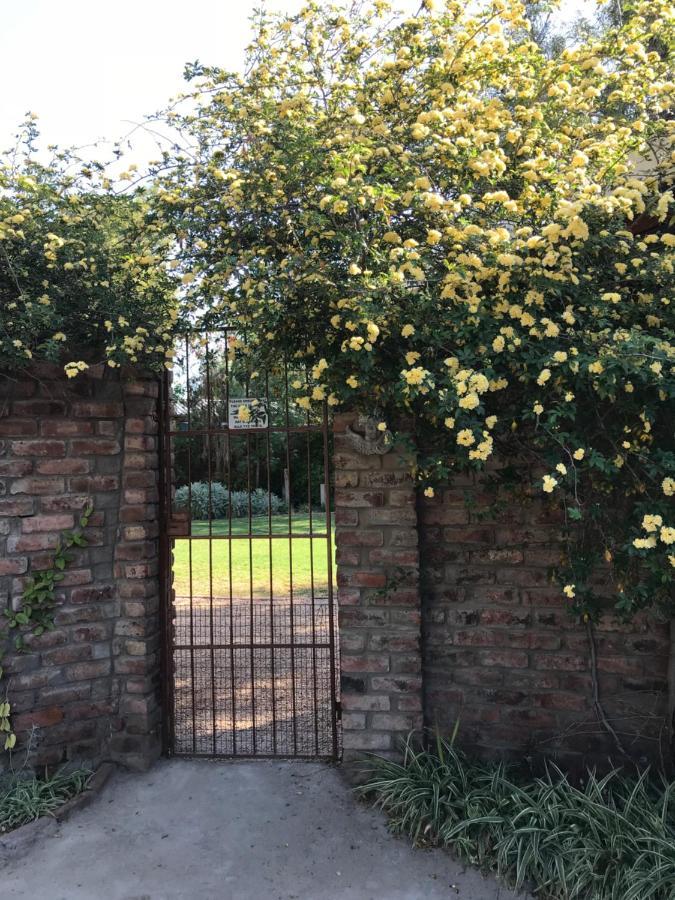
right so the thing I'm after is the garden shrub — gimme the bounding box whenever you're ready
[174,483,286,519]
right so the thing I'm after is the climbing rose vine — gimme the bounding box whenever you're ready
[0,119,177,375]
[153,0,674,621]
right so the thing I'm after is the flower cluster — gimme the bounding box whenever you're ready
[152,0,672,617]
[0,119,177,375]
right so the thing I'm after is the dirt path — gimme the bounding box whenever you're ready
[1,759,528,900]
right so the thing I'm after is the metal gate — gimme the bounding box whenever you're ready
[158,331,340,759]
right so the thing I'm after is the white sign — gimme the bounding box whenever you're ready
[228,398,269,430]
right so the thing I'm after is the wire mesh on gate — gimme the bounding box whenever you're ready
[158,330,340,759]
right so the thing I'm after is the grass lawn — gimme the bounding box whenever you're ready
[172,514,335,598]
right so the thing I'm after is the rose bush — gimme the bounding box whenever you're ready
[153,0,674,620]
[0,119,177,375]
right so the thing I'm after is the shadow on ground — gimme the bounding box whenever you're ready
[1,759,529,900]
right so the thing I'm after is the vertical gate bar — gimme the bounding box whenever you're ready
[224,329,237,755]
[247,428,257,754]
[322,400,339,758]
[265,370,277,754]
[158,369,176,755]
[306,414,319,756]
[186,335,197,754]
[205,336,217,754]
[283,360,298,756]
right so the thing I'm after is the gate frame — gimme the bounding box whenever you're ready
[157,341,340,760]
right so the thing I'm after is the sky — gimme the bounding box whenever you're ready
[1,0,594,165]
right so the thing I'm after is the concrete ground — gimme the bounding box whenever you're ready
[1,759,527,900]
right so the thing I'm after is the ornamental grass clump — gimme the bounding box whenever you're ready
[0,768,91,834]
[359,735,675,900]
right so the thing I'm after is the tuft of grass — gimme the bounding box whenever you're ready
[358,734,675,900]
[0,768,92,833]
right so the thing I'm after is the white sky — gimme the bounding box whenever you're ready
[1,0,594,164]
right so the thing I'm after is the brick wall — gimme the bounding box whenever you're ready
[0,364,162,771]
[333,415,424,762]
[419,473,671,772]
[333,415,671,772]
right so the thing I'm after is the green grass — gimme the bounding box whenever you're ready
[0,769,91,833]
[172,514,336,598]
[359,734,675,900]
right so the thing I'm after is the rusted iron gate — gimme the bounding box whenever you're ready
[158,331,340,759]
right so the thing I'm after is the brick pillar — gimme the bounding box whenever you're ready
[110,377,162,769]
[333,414,423,764]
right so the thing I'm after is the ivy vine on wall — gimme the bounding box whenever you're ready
[0,504,93,753]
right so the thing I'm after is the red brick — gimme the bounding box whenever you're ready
[0,419,38,437]
[64,660,111,681]
[10,477,65,496]
[70,475,119,491]
[12,440,66,458]
[22,513,74,533]
[124,436,156,452]
[339,571,387,589]
[125,416,156,433]
[0,460,33,477]
[335,490,384,508]
[596,657,644,676]
[368,508,417,526]
[442,527,494,544]
[368,548,418,566]
[0,498,34,516]
[60,568,93,586]
[71,439,120,456]
[40,420,94,437]
[341,655,390,673]
[419,506,469,526]
[123,381,159,398]
[123,488,158,505]
[7,533,60,552]
[12,400,66,416]
[537,693,587,711]
[336,530,383,547]
[479,650,528,668]
[533,654,587,672]
[119,506,157,523]
[13,706,64,731]
[470,548,523,565]
[341,694,390,711]
[40,494,91,512]
[370,589,420,606]
[72,401,124,418]
[371,713,416,731]
[336,547,360,566]
[123,470,156,489]
[37,459,90,475]
[123,453,155,470]
[335,508,358,527]
[370,675,422,693]
[122,524,159,541]
[0,558,28,575]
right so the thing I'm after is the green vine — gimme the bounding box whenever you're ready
[0,503,93,752]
